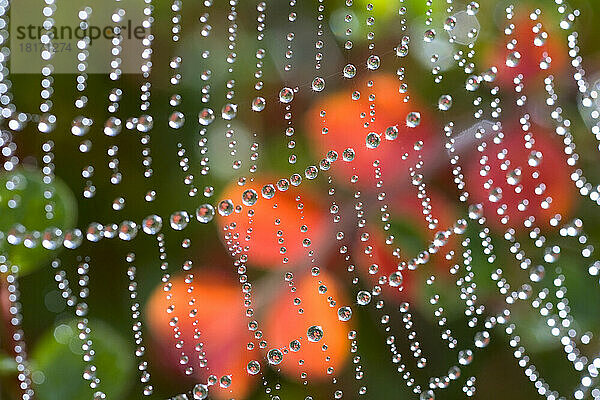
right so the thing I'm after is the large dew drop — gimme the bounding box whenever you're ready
[337,306,352,322]
[267,348,284,365]
[279,87,294,103]
[365,132,381,149]
[307,325,324,342]
[406,112,421,128]
[196,204,215,223]
[366,54,380,70]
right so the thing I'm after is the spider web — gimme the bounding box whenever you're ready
[0,0,599,399]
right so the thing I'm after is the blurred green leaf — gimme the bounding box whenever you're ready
[32,319,134,400]
[0,351,17,375]
[0,168,77,275]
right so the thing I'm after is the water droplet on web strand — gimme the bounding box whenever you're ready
[169,111,185,129]
[246,360,261,375]
[365,132,381,149]
[337,306,352,322]
[307,325,324,342]
[444,16,457,31]
[267,348,284,365]
[279,87,294,103]
[217,199,234,216]
[406,112,421,128]
[196,204,215,223]
[356,290,371,305]
[170,211,190,230]
[423,29,436,43]
[385,125,399,140]
[251,96,266,112]
[343,64,356,78]
[366,54,380,70]
[389,271,403,287]
[311,77,325,92]
[261,184,276,199]
[438,95,453,111]
[142,215,163,235]
[506,51,521,68]
[342,148,355,161]
[192,384,208,399]
[198,108,215,126]
[221,103,238,120]
[242,189,258,206]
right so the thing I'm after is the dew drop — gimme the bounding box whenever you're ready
[423,29,436,43]
[217,199,235,216]
[438,95,453,111]
[366,55,380,70]
[246,360,261,375]
[385,126,399,141]
[267,348,284,365]
[356,290,371,306]
[307,325,324,342]
[342,148,355,162]
[242,189,258,206]
[142,215,163,235]
[406,112,421,128]
[389,271,403,287]
[279,87,294,103]
[365,132,381,149]
[170,211,190,230]
[251,97,266,112]
[337,306,352,322]
[506,51,521,68]
[444,16,457,31]
[196,204,215,223]
[343,64,356,78]
[311,77,325,92]
[221,103,238,120]
[198,108,215,126]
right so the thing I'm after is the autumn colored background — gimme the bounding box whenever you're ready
[2,0,600,399]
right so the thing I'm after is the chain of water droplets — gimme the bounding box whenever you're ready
[369,2,442,396]
[75,256,108,399]
[456,6,600,398]
[279,0,297,165]
[439,5,526,396]
[102,3,129,209]
[1,261,34,400]
[537,5,600,397]
[125,252,155,396]
[340,2,436,397]
[346,3,434,397]
[162,0,209,384]
[246,1,265,180]
[415,2,516,396]
[548,4,600,206]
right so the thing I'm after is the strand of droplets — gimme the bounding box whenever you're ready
[426,1,489,397]
[127,0,156,396]
[335,1,371,398]
[360,1,453,398]
[225,1,315,398]
[437,3,597,399]
[543,2,600,398]
[472,7,579,400]
[75,7,108,397]
[425,3,543,398]
[228,0,273,398]
[2,1,598,400]
[163,0,202,388]
[0,0,65,398]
